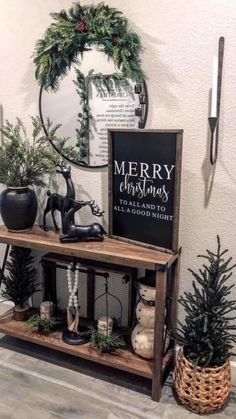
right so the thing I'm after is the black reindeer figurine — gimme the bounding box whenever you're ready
[60,199,105,243]
[43,161,105,241]
[43,162,75,231]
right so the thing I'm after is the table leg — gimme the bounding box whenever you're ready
[87,269,95,321]
[170,256,180,333]
[42,260,57,306]
[0,244,10,286]
[152,268,167,402]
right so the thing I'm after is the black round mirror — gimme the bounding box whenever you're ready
[34,3,148,168]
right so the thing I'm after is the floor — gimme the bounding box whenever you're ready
[0,335,235,419]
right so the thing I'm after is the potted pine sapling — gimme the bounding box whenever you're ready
[1,246,40,321]
[173,236,236,414]
[26,314,59,335]
[90,328,125,353]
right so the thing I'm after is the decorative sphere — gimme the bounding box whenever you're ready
[136,301,155,328]
[131,324,154,359]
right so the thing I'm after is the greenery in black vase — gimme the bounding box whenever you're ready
[0,116,79,187]
[174,236,236,367]
[1,246,40,308]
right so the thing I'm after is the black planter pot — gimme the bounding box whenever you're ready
[0,187,38,231]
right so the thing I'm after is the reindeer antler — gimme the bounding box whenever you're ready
[88,200,104,217]
[72,199,104,217]
[55,160,64,173]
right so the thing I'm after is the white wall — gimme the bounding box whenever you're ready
[1,0,236,351]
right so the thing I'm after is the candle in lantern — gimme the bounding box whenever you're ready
[211,56,218,117]
[97,316,113,337]
[40,301,54,320]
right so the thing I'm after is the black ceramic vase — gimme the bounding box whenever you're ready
[0,187,38,231]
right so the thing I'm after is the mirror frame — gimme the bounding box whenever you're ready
[39,81,149,169]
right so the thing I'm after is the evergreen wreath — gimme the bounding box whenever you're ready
[34,2,145,91]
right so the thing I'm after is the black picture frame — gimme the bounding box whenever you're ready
[108,129,183,253]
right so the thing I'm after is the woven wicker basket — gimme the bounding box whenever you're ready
[173,348,231,414]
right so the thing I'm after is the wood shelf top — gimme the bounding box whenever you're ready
[0,225,176,270]
[0,320,154,378]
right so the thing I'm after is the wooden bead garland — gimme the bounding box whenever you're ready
[66,262,80,333]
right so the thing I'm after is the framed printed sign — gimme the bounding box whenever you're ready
[108,130,183,253]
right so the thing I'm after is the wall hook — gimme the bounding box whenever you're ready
[208,36,224,165]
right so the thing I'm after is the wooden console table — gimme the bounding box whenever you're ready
[0,225,180,402]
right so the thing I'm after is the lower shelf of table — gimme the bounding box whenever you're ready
[0,320,173,380]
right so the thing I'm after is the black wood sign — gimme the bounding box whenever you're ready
[108,130,183,252]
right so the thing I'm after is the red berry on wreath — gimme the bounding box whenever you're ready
[75,16,88,33]
[112,33,120,44]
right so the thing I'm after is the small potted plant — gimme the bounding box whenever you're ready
[173,236,236,414]
[26,314,59,335]
[1,246,40,320]
[90,328,125,353]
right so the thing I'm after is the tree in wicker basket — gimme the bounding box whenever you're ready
[173,236,236,414]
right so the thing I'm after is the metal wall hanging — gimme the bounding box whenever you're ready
[208,36,224,165]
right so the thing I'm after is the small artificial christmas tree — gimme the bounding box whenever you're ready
[2,246,40,309]
[175,236,236,367]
